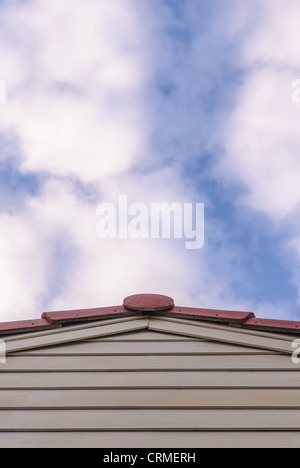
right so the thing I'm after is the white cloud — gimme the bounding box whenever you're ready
[218,0,300,220]
[2,92,144,180]
[0,213,48,320]
[0,0,148,182]
[0,160,252,321]
[241,0,300,69]
[0,175,219,320]
[0,0,153,320]
[214,0,300,313]
[219,66,300,219]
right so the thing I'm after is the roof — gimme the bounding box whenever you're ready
[0,293,299,337]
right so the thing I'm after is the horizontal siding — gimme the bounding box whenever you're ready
[1,409,300,431]
[0,354,294,371]
[88,331,200,341]
[1,431,300,448]
[13,340,275,355]
[0,371,299,389]
[0,388,300,409]
[0,323,299,447]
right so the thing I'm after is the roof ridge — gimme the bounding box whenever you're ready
[156,305,254,325]
[0,294,300,336]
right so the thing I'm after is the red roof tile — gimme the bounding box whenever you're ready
[0,318,59,336]
[42,305,141,325]
[243,317,300,334]
[157,305,254,324]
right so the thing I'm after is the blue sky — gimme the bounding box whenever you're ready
[0,0,300,321]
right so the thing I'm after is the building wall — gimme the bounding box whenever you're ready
[0,328,300,447]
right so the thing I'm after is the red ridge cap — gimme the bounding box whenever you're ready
[243,317,300,334]
[0,318,59,336]
[156,305,255,324]
[124,294,174,311]
[42,305,142,325]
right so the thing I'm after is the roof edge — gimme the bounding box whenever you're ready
[155,306,255,325]
[0,318,60,336]
[42,305,142,325]
[1,294,300,336]
[242,317,300,334]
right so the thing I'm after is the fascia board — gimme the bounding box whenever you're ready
[5,317,149,354]
[148,317,294,355]
[152,315,298,342]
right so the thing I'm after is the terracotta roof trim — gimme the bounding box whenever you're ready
[242,317,300,334]
[1,294,300,336]
[0,318,60,336]
[156,306,255,324]
[42,305,141,325]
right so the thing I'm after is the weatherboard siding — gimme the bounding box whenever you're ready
[1,370,300,388]
[2,409,300,430]
[1,432,300,449]
[3,354,296,371]
[0,327,299,448]
[1,389,300,408]
[14,340,276,355]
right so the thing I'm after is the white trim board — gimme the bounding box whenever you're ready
[3,313,296,355]
[148,318,295,355]
[5,317,149,354]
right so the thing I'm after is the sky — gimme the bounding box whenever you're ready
[0,0,300,321]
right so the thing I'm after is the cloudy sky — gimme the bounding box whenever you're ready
[0,0,300,321]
